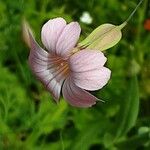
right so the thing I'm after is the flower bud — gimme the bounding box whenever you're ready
[78,22,126,51]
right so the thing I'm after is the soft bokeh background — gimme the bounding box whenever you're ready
[0,0,150,149]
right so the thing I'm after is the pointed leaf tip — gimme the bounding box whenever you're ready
[22,19,34,48]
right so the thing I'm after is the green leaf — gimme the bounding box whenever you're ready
[70,123,104,150]
[78,22,126,51]
[69,114,110,150]
[116,132,150,150]
[115,76,139,138]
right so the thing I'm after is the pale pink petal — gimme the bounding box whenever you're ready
[68,49,110,90]
[56,22,81,58]
[71,67,111,91]
[28,32,65,101]
[41,18,66,53]
[62,77,98,108]
[69,49,107,72]
[28,32,49,72]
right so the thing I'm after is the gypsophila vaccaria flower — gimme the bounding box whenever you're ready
[27,18,111,107]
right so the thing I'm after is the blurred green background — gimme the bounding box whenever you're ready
[0,0,150,149]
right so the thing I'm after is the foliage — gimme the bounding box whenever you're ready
[0,0,150,149]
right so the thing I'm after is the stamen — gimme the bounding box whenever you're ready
[46,63,69,87]
[60,62,64,66]
[46,54,70,87]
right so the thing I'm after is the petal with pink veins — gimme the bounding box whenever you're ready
[71,67,111,91]
[62,77,98,108]
[28,32,65,101]
[69,49,107,72]
[56,22,81,58]
[41,18,66,53]
[69,49,111,90]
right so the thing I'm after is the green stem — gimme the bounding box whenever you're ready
[120,0,145,30]
[125,0,144,23]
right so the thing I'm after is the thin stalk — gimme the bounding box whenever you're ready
[119,0,145,29]
[125,0,144,23]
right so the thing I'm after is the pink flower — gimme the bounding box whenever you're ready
[28,17,111,108]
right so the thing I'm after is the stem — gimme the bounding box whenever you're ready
[125,0,144,23]
[119,0,144,29]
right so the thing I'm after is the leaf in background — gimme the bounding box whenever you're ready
[0,65,31,149]
[116,132,150,150]
[115,76,139,138]
[78,22,126,51]
[69,116,109,150]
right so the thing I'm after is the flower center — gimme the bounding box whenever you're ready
[48,54,69,82]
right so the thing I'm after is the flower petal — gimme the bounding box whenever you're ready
[56,22,81,58]
[69,49,107,72]
[28,32,65,101]
[62,77,98,108]
[71,67,111,91]
[41,17,66,53]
